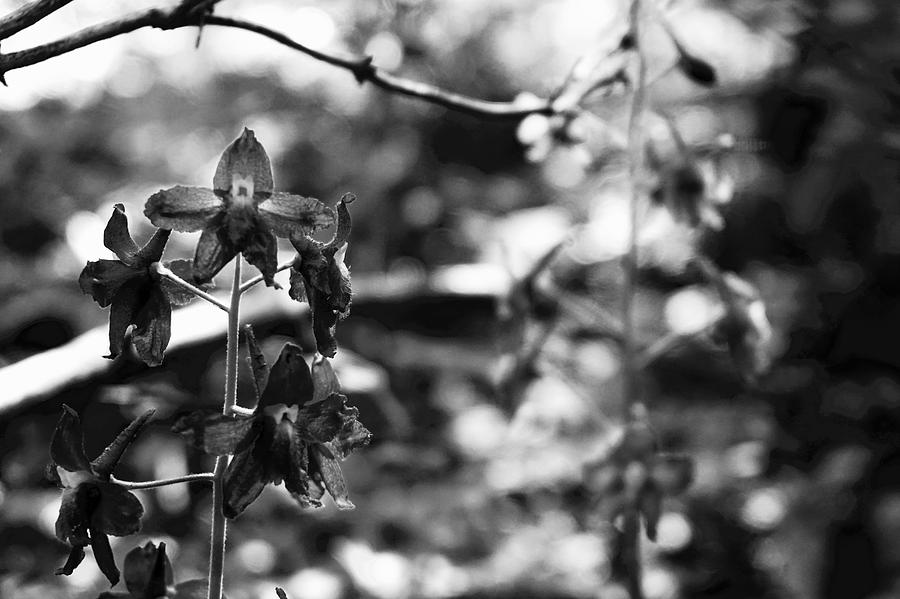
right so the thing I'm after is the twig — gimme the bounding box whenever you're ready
[0,0,75,42]
[111,472,214,489]
[0,6,555,118]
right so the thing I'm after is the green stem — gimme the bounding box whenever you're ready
[153,262,230,313]
[620,0,647,597]
[238,260,294,293]
[111,473,214,489]
[208,258,242,599]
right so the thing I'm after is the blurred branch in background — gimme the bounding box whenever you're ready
[0,0,557,117]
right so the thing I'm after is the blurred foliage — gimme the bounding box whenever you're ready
[1,0,900,598]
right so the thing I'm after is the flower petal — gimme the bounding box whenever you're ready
[213,128,274,197]
[79,260,143,308]
[310,444,354,510]
[193,224,238,284]
[91,409,156,479]
[172,411,262,455]
[103,204,139,265]
[258,193,335,237]
[326,195,353,250]
[160,259,214,307]
[259,343,313,409]
[288,269,308,303]
[295,394,366,450]
[89,526,120,586]
[144,186,223,232]
[309,289,340,358]
[283,429,318,508]
[54,544,85,577]
[131,286,172,367]
[243,325,269,400]
[311,357,340,403]
[51,405,93,473]
[223,442,270,519]
[240,225,280,288]
[106,282,140,360]
[639,486,663,541]
[124,541,174,598]
[95,482,143,536]
[56,483,99,545]
[135,227,171,265]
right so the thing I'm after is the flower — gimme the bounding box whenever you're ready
[584,421,693,540]
[79,204,206,366]
[696,258,773,384]
[98,541,210,599]
[50,405,155,585]
[144,128,335,286]
[289,194,354,357]
[174,326,370,518]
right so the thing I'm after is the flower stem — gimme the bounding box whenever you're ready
[111,473,214,489]
[208,258,242,599]
[620,0,648,597]
[153,263,230,313]
[238,260,294,293]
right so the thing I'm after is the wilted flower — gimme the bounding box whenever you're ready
[79,204,203,366]
[289,195,354,358]
[50,406,154,585]
[584,421,693,540]
[98,541,210,599]
[696,258,774,384]
[144,128,335,286]
[174,327,370,517]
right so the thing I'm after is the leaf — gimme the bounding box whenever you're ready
[103,204,139,264]
[91,409,156,479]
[144,186,223,232]
[173,411,261,455]
[51,405,93,473]
[213,128,274,197]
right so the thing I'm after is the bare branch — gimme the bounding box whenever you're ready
[0,0,76,41]
[0,6,555,118]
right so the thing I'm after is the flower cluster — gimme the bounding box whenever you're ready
[144,128,335,287]
[584,422,693,540]
[174,326,370,517]
[50,405,154,585]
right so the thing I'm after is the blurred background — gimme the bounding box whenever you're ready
[1,0,900,598]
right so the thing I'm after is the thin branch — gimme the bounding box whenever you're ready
[111,472,214,489]
[0,6,555,118]
[0,0,75,42]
